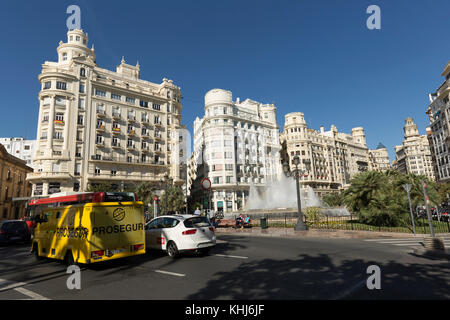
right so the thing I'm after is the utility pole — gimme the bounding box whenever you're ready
[403,184,416,236]
[422,180,435,237]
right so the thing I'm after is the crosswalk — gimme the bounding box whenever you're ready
[363,237,450,249]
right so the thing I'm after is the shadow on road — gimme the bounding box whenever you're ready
[187,253,450,300]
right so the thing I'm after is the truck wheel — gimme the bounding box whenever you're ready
[64,251,76,266]
[33,243,42,261]
[166,241,179,259]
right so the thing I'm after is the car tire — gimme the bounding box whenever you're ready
[166,241,179,259]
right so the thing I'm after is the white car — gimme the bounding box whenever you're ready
[144,215,216,258]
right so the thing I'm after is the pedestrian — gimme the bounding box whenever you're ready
[194,207,201,215]
[144,210,150,222]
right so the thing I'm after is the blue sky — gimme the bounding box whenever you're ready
[1,0,449,161]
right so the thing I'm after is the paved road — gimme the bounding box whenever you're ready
[0,235,449,300]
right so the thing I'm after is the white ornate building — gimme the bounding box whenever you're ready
[27,29,185,196]
[188,89,282,212]
[426,61,450,183]
[0,138,37,168]
[394,117,435,180]
[280,112,383,195]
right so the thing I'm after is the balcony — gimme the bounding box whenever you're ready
[141,117,150,125]
[154,120,163,128]
[127,116,137,123]
[141,146,151,153]
[154,133,162,140]
[96,109,106,117]
[126,143,136,151]
[95,140,105,147]
[96,124,106,132]
[127,129,136,136]
[112,127,121,134]
[111,142,121,149]
[112,113,121,120]
[54,120,64,126]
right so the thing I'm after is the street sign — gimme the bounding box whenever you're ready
[201,178,212,191]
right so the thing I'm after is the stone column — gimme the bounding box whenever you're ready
[47,95,56,149]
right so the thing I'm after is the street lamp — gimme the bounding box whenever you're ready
[283,155,309,231]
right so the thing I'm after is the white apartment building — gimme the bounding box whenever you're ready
[27,28,185,196]
[394,117,435,180]
[280,112,375,195]
[426,61,450,183]
[368,143,391,172]
[0,138,36,168]
[189,89,282,212]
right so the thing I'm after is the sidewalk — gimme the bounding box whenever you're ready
[215,226,450,240]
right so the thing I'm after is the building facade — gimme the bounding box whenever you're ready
[426,61,450,183]
[394,117,435,180]
[368,143,391,172]
[280,112,375,195]
[27,29,185,196]
[0,138,37,168]
[0,144,33,220]
[189,89,282,213]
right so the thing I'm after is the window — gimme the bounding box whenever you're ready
[78,98,85,109]
[80,68,86,77]
[73,183,80,192]
[95,89,106,97]
[55,113,64,122]
[53,131,63,139]
[79,83,85,93]
[56,82,67,90]
[77,115,84,125]
[43,81,51,90]
[62,52,67,61]
[126,97,135,104]
[152,103,161,110]
[111,170,117,176]
[111,93,121,100]
[95,168,101,175]
[140,100,148,108]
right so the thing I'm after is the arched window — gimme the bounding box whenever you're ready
[80,68,86,77]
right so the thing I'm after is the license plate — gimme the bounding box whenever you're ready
[106,248,127,256]
[198,242,214,248]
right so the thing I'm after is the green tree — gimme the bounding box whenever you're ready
[322,191,344,207]
[161,186,185,213]
[342,170,440,227]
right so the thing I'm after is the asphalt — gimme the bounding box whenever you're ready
[0,232,449,300]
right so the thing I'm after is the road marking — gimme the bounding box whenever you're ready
[213,254,248,259]
[154,270,186,277]
[0,279,27,292]
[14,287,50,300]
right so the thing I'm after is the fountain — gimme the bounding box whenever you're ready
[226,174,350,220]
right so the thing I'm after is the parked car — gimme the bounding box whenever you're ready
[145,215,216,258]
[0,220,31,245]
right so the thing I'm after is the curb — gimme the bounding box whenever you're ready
[411,248,450,260]
[215,227,450,240]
